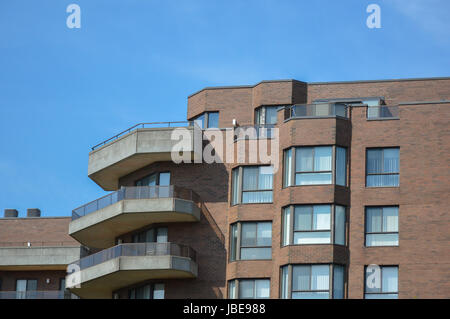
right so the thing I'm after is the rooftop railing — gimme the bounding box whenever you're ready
[72,185,201,220]
[234,124,276,141]
[286,103,348,120]
[0,291,79,299]
[367,106,399,119]
[91,121,196,151]
[70,242,197,271]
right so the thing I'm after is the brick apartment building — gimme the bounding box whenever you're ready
[0,77,449,299]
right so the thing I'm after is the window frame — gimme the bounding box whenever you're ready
[128,283,165,299]
[228,278,271,299]
[135,171,171,187]
[365,147,400,188]
[280,264,346,299]
[229,221,272,261]
[283,145,347,187]
[191,111,220,129]
[282,204,347,247]
[254,106,283,125]
[364,265,399,299]
[231,166,274,206]
[365,206,399,247]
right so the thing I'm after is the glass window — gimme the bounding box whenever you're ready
[16,279,37,299]
[132,227,168,243]
[365,266,398,299]
[295,147,332,185]
[129,283,164,299]
[192,113,205,129]
[192,111,219,129]
[283,205,346,246]
[136,172,171,187]
[336,146,347,186]
[366,148,399,187]
[230,222,272,261]
[255,106,279,125]
[283,148,292,187]
[207,112,219,128]
[229,279,270,299]
[366,207,399,246]
[282,264,345,299]
[232,166,273,205]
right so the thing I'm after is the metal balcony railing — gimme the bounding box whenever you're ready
[0,291,79,299]
[367,106,399,119]
[91,121,196,151]
[70,242,197,271]
[234,124,275,141]
[72,185,201,220]
[286,103,348,120]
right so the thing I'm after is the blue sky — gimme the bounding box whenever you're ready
[0,0,449,217]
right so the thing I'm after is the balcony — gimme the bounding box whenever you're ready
[88,122,202,191]
[0,244,82,271]
[367,106,399,120]
[69,186,201,249]
[66,243,197,299]
[0,291,79,299]
[285,103,348,120]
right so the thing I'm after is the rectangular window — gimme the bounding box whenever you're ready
[240,222,272,260]
[282,205,346,246]
[291,265,330,299]
[283,148,292,187]
[229,279,270,299]
[295,146,332,185]
[365,266,398,299]
[255,106,279,125]
[281,264,345,299]
[230,222,272,261]
[129,283,165,299]
[366,148,399,187]
[16,279,37,299]
[192,111,219,129]
[366,207,399,246]
[231,166,273,205]
[132,227,168,243]
[335,146,347,186]
[136,172,171,186]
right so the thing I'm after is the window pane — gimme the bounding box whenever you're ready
[228,280,236,299]
[292,265,310,291]
[292,292,329,299]
[281,266,289,299]
[231,168,239,205]
[145,228,155,242]
[243,167,258,191]
[296,172,332,185]
[294,206,312,231]
[240,247,271,260]
[314,147,332,171]
[366,234,399,246]
[335,206,346,245]
[230,224,238,261]
[255,280,270,298]
[259,166,273,190]
[282,207,291,246]
[296,148,313,172]
[313,205,331,230]
[239,280,254,298]
[265,107,278,125]
[283,149,292,187]
[193,114,205,129]
[383,207,398,232]
[241,223,257,246]
[367,149,382,174]
[27,280,37,291]
[207,112,219,128]
[366,208,382,233]
[311,265,329,290]
[294,231,331,244]
[257,222,272,247]
[242,190,272,203]
[153,284,165,299]
[382,267,398,293]
[336,147,347,186]
[138,173,157,186]
[333,265,345,299]
[156,227,168,243]
[367,174,399,187]
[383,149,399,173]
[158,172,171,186]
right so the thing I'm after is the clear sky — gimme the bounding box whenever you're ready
[0,0,449,217]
